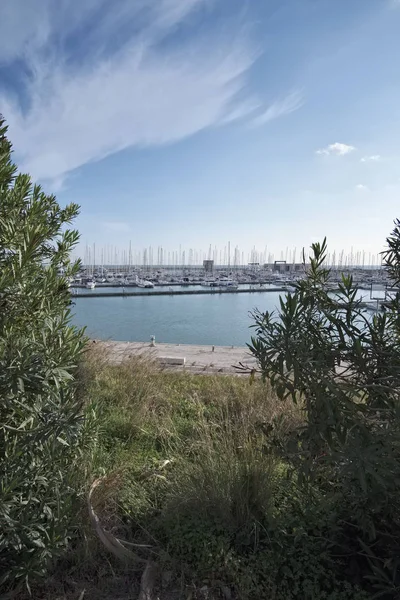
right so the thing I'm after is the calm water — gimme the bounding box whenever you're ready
[71,291,283,346]
[70,288,384,346]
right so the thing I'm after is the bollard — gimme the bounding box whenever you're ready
[150,335,156,347]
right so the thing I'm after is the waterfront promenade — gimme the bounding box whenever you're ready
[93,340,257,375]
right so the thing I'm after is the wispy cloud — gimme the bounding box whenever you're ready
[0,0,297,186]
[316,142,356,156]
[355,184,369,191]
[360,154,381,162]
[251,90,303,126]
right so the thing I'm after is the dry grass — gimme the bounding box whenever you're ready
[77,348,302,597]
[25,347,373,600]
[27,346,304,600]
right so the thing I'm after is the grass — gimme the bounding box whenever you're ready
[26,347,371,600]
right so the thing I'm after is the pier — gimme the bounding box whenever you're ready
[72,286,391,313]
[72,286,290,298]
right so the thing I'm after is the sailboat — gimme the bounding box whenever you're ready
[136,275,154,288]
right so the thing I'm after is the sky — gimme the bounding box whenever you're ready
[1,0,400,262]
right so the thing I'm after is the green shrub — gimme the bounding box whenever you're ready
[249,223,400,597]
[0,116,89,593]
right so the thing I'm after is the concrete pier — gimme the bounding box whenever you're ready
[73,286,289,298]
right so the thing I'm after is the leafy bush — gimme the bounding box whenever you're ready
[249,223,400,598]
[0,117,88,593]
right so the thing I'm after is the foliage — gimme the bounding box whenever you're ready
[249,222,400,598]
[6,92,399,595]
[0,116,89,593]
[58,350,367,600]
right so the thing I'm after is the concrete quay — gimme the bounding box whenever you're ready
[93,340,257,375]
[74,287,288,298]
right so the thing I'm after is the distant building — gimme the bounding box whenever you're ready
[273,261,304,273]
[273,261,290,273]
[203,259,214,273]
[292,263,304,272]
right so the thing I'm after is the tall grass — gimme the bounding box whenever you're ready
[29,348,370,599]
[70,348,366,600]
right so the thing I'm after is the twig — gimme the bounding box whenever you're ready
[88,478,148,564]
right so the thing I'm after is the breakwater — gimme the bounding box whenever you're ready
[72,286,289,298]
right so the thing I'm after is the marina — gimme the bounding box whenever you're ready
[71,284,390,347]
[68,260,394,345]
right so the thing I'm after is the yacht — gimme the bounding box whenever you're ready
[202,280,219,287]
[85,280,96,289]
[219,280,238,289]
[137,280,154,288]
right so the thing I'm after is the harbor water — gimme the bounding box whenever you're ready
[70,287,384,347]
[71,289,282,346]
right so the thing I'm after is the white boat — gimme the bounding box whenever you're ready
[202,281,219,287]
[137,280,154,288]
[86,281,96,289]
[219,280,238,289]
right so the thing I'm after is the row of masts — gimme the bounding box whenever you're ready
[77,243,384,269]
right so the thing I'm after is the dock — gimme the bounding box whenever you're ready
[73,286,289,298]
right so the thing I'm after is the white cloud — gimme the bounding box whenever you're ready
[360,155,381,162]
[0,0,297,186]
[355,184,368,191]
[0,0,206,63]
[3,41,256,183]
[251,90,303,126]
[316,142,356,156]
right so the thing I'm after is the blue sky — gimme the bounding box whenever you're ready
[1,0,400,261]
